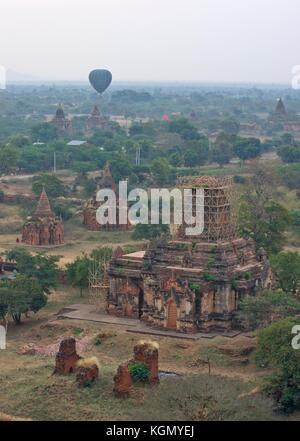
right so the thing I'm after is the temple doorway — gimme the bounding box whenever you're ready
[167,299,177,330]
[138,288,144,319]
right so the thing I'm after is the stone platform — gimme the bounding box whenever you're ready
[57,304,242,340]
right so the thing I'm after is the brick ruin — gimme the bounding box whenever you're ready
[53,337,80,374]
[113,341,159,397]
[50,104,73,136]
[22,188,64,246]
[76,357,99,387]
[85,104,108,131]
[107,175,273,332]
[83,163,130,231]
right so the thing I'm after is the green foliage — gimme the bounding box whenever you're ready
[73,328,84,336]
[235,290,300,330]
[0,144,21,174]
[132,223,169,240]
[277,144,300,163]
[190,284,200,291]
[150,157,171,185]
[211,134,234,167]
[66,246,112,296]
[128,362,150,381]
[0,275,47,324]
[256,319,300,413]
[233,137,261,161]
[278,164,300,190]
[233,175,246,184]
[51,201,73,220]
[30,122,59,143]
[6,247,60,294]
[32,173,66,198]
[270,251,300,294]
[239,170,291,253]
[66,254,91,297]
[168,117,200,140]
[109,158,133,182]
[245,271,251,280]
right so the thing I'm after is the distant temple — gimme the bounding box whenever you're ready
[22,188,64,246]
[83,163,130,231]
[275,98,286,115]
[50,104,73,135]
[107,175,272,332]
[270,98,300,131]
[85,105,108,131]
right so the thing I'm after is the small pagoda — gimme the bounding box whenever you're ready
[50,104,73,135]
[85,105,107,131]
[83,163,129,231]
[22,188,64,246]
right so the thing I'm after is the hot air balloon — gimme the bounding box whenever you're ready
[163,114,168,121]
[89,69,112,94]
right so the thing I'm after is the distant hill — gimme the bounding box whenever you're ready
[6,68,40,82]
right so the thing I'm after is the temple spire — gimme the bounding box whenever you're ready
[33,187,54,218]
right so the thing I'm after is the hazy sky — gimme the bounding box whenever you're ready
[1,0,300,83]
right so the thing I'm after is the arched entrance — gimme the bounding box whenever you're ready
[167,299,177,330]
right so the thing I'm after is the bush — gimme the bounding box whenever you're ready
[128,362,150,381]
[256,319,300,413]
[233,175,246,184]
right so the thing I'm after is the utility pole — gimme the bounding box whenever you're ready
[135,145,141,166]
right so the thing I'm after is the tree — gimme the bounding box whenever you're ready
[278,164,300,190]
[220,118,240,135]
[168,117,200,140]
[270,252,300,294]
[239,170,291,254]
[30,122,59,142]
[151,157,171,185]
[32,173,66,197]
[66,254,90,297]
[235,290,300,330]
[255,319,300,413]
[183,140,209,166]
[0,276,47,325]
[109,158,133,182]
[0,144,20,174]
[233,137,261,162]
[6,247,60,294]
[7,135,31,148]
[66,246,112,296]
[211,139,233,168]
[132,223,169,240]
[170,152,183,167]
[277,144,300,163]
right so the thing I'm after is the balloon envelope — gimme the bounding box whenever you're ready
[89,69,112,94]
[163,114,168,120]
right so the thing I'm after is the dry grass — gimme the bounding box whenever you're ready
[0,286,299,421]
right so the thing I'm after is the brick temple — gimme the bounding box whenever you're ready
[107,176,272,332]
[85,104,108,131]
[50,104,73,136]
[83,163,130,231]
[22,188,64,246]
